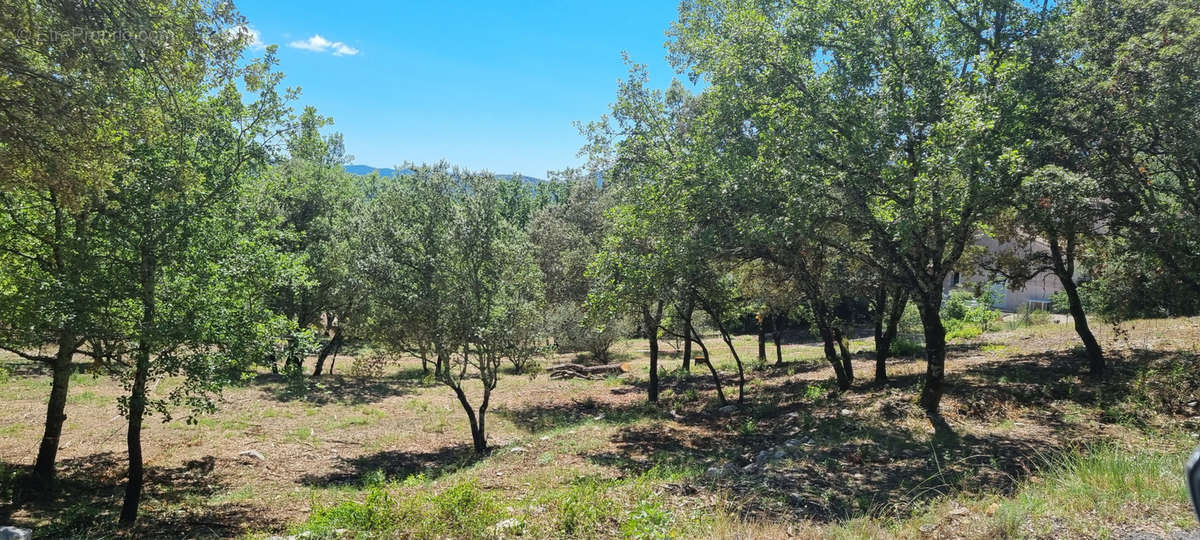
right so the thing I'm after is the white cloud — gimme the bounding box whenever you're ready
[227,24,264,49]
[288,34,359,56]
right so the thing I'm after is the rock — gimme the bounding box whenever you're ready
[706,464,739,479]
[0,527,32,540]
[840,408,852,416]
[755,450,770,464]
[493,518,522,533]
[509,446,527,454]
[783,438,803,448]
[718,404,739,414]
[238,450,265,461]
[772,448,788,460]
[741,463,760,474]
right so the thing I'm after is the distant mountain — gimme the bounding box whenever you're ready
[344,164,542,184]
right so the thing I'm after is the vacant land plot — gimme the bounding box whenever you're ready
[2,317,1198,538]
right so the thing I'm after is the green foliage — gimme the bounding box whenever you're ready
[889,338,925,357]
[1049,291,1071,315]
[1007,445,1186,522]
[944,321,983,342]
[621,499,674,539]
[556,477,618,536]
[359,164,545,451]
[942,290,1002,334]
[301,480,508,539]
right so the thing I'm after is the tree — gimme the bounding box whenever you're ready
[991,166,1107,373]
[0,0,264,495]
[249,106,362,377]
[529,170,626,362]
[0,187,100,493]
[84,39,297,524]
[581,62,703,404]
[1047,0,1200,318]
[671,0,1042,414]
[360,165,543,453]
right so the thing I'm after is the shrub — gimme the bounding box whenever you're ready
[944,320,983,341]
[545,302,631,363]
[1049,290,1071,314]
[889,337,924,356]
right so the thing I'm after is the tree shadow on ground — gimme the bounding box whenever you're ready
[0,452,282,539]
[254,372,426,405]
[492,397,667,434]
[582,402,1059,524]
[298,444,480,487]
[957,347,1193,415]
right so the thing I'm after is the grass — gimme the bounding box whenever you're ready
[3,317,1200,538]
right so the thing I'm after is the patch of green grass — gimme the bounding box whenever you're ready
[287,426,317,443]
[67,390,107,405]
[621,498,674,539]
[980,343,1009,353]
[298,479,508,539]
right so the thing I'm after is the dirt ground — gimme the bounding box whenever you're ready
[1,317,1198,538]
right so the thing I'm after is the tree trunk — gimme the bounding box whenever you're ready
[916,295,946,415]
[716,324,746,404]
[689,323,725,405]
[1060,275,1104,374]
[817,320,850,390]
[32,330,76,491]
[450,383,487,454]
[1048,235,1104,376]
[874,290,907,384]
[833,326,854,384]
[757,315,767,365]
[311,325,343,377]
[773,315,783,366]
[121,251,156,525]
[681,300,693,373]
[643,303,663,403]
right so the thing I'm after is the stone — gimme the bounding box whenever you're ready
[705,464,739,479]
[755,450,770,464]
[0,527,32,540]
[840,408,852,416]
[493,518,522,532]
[509,446,527,454]
[718,404,739,414]
[741,463,759,473]
[783,438,803,448]
[239,450,265,461]
[772,448,788,460]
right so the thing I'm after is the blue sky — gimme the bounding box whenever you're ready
[235,1,689,178]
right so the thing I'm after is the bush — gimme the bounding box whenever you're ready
[889,337,924,356]
[1049,290,1071,314]
[941,289,976,321]
[898,302,923,336]
[944,319,983,341]
[545,302,631,363]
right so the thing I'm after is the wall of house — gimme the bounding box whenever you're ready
[943,233,1068,313]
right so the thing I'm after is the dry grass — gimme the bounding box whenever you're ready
[0,317,1197,538]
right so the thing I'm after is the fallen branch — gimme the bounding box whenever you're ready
[547,362,629,380]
